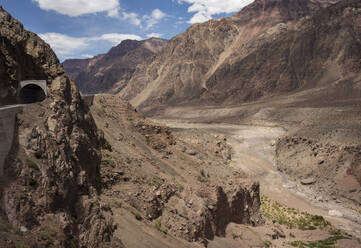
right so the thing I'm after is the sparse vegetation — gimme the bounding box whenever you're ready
[154,218,167,234]
[126,157,132,164]
[178,184,184,192]
[261,195,329,230]
[232,233,242,240]
[0,219,13,232]
[95,107,106,117]
[34,151,42,159]
[102,138,112,151]
[290,229,352,248]
[101,159,116,168]
[264,240,272,247]
[350,206,361,215]
[113,200,122,208]
[26,159,39,170]
[70,153,78,162]
[28,178,37,187]
[182,206,188,218]
[38,228,57,245]
[14,241,30,248]
[131,210,143,221]
[197,169,209,182]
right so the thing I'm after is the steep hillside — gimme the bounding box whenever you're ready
[119,0,360,113]
[90,94,263,247]
[63,38,168,94]
[89,94,361,248]
[0,7,122,247]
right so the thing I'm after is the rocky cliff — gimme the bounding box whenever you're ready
[89,94,264,247]
[0,7,122,247]
[63,38,168,94]
[119,0,360,113]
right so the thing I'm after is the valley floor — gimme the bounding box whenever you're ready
[152,119,361,240]
[89,92,361,248]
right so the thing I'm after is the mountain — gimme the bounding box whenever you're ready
[63,38,168,94]
[119,0,360,113]
[0,7,265,248]
[0,6,123,247]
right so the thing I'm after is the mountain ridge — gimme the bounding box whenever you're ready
[118,0,360,113]
[63,37,168,94]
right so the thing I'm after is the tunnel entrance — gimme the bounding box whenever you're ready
[19,84,46,104]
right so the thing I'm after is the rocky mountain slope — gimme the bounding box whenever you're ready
[119,0,360,114]
[0,7,122,247]
[89,94,361,248]
[90,94,267,247]
[63,38,168,94]
[0,7,268,248]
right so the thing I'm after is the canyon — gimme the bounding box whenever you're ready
[0,0,360,247]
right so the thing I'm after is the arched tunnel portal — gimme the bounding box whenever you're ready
[19,80,48,104]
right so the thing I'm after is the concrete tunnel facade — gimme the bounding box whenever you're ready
[18,80,48,104]
[0,80,48,176]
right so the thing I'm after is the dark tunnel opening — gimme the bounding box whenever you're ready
[19,84,46,104]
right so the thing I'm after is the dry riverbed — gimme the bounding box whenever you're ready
[151,119,361,240]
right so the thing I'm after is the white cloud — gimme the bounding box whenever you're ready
[81,54,94,58]
[120,12,141,26]
[143,9,167,29]
[39,33,87,56]
[33,0,167,29]
[39,32,142,59]
[92,33,143,45]
[176,0,254,24]
[33,0,120,17]
[146,33,163,38]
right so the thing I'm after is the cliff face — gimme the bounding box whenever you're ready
[0,7,60,105]
[63,38,168,94]
[119,0,360,113]
[0,7,122,247]
[89,94,264,246]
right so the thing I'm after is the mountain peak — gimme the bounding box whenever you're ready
[234,0,337,22]
[63,38,168,94]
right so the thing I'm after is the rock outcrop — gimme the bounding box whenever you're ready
[158,181,263,243]
[90,94,264,247]
[63,38,168,94]
[119,0,360,114]
[276,135,361,207]
[0,7,122,247]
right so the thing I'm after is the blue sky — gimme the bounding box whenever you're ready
[0,0,253,61]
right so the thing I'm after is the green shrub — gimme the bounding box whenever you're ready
[197,176,208,182]
[154,219,167,234]
[131,210,143,221]
[38,228,57,246]
[102,139,112,151]
[15,241,30,248]
[29,178,37,187]
[261,195,329,230]
[101,159,116,168]
[182,206,188,218]
[290,230,352,248]
[34,151,42,159]
[113,200,122,208]
[26,159,39,171]
[178,184,184,192]
[0,219,13,232]
[264,240,272,247]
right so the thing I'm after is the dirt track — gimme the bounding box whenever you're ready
[152,119,361,239]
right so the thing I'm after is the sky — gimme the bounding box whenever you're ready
[0,0,254,61]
